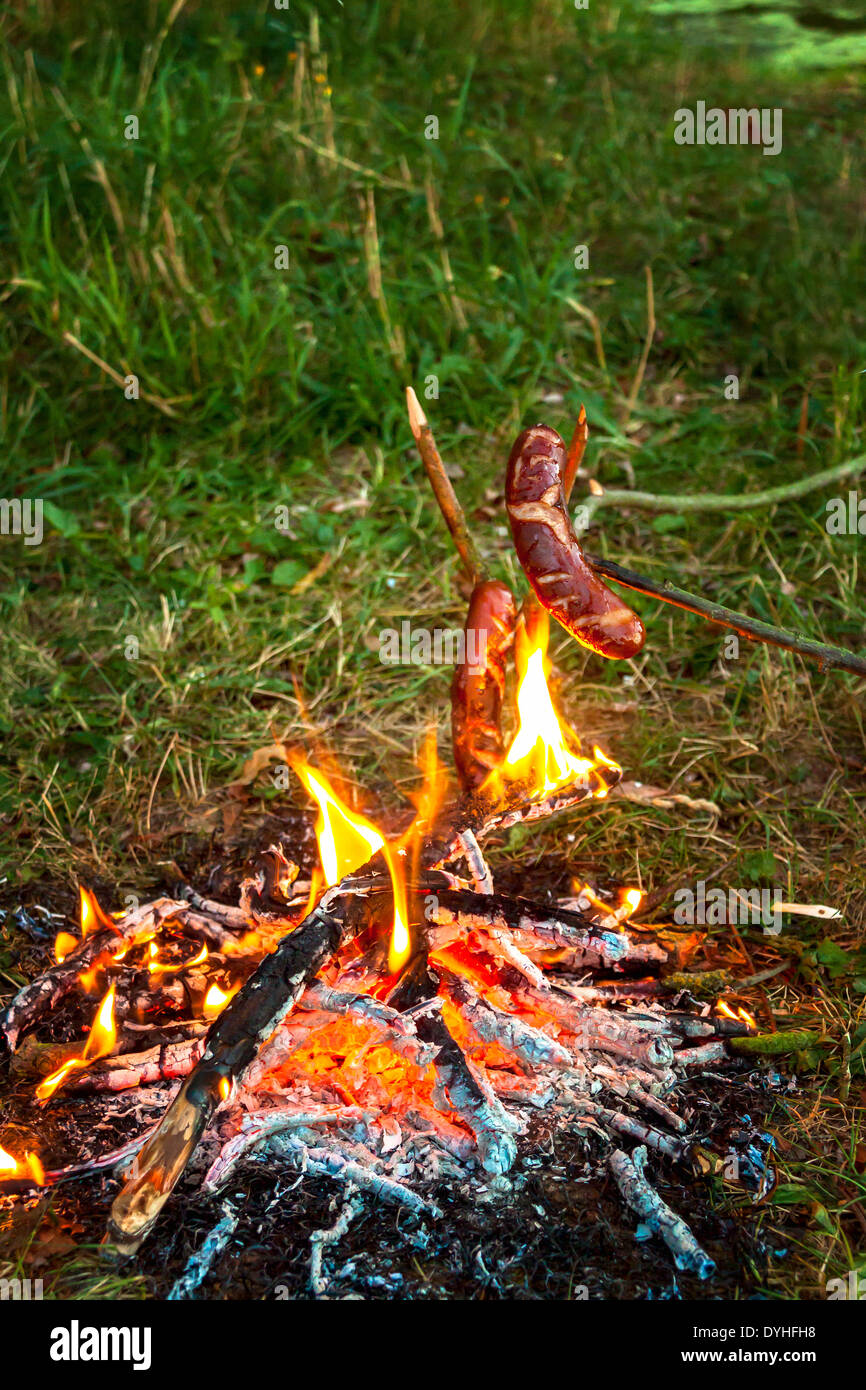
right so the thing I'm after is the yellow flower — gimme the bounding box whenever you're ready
[254,64,265,77]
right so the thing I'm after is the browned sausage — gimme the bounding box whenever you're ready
[506,425,645,660]
[451,580,517,789]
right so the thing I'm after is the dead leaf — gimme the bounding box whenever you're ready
[291,552,334,595]
[230,744,290,787]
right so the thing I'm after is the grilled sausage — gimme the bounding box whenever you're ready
[506,424,645,660]
[451,580,517,789]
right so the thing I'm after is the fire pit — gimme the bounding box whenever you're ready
[0,598,758,1294]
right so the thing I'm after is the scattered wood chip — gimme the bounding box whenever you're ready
[611,781,720,817]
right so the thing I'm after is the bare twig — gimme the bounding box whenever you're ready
[621,265,655,427]
[406,387,483,583]
[577,453,866,526]
[278,126,418,192]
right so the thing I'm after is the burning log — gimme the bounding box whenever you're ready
[0,897,182,1051]
[424,886,647,968]
[64,1034,207,1093]
[108,881,378,1253]
[608,1145,715,1279]
[516,985,677,1072]
[178,886,250,930]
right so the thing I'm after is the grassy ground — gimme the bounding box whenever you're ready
[1,0,865,1298]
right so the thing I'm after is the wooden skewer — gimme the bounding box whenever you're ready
[405,387,484,585]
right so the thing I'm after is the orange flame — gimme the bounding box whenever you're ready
[77,963,104,994]
[294,762,385,885]
[293,759,414,976]
[0,1145,45,1186]
[147,942,208,977]
[79,885,115,939]
[718,999,756,1029]
[26,1151,45,1185]
[36,986,117,1102]
[54,931,78,965]
[203,982,239,1018]
[488,625,620,800]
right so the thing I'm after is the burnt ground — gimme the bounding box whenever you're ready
[0,816,797,1303]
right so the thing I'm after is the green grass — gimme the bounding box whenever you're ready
[0,0,865,1298]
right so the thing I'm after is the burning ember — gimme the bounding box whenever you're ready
[0,614,763,1291]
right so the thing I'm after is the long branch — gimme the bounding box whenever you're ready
[584,553,866,676]
[577,454,866,525]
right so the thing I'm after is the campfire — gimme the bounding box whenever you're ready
[0,596,756,1290]
[6,394,850,1297]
